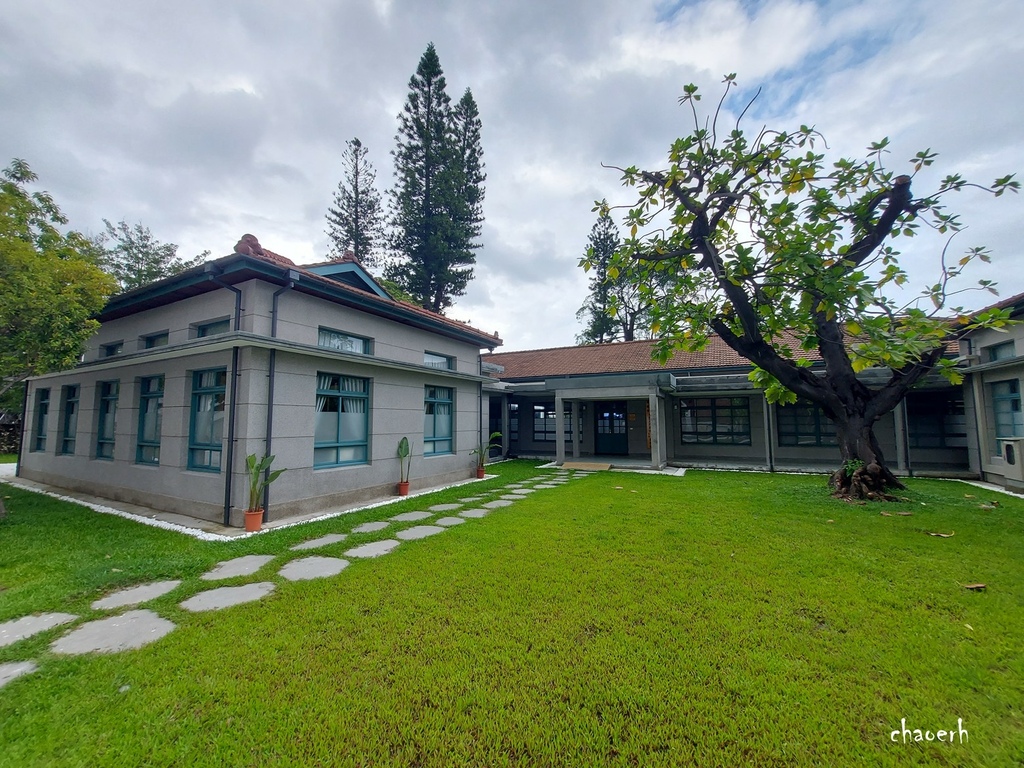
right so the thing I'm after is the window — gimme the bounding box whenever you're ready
[189,369,227,471]
[95,381,119,459]
[196,319,231,338]
[32,389,50,452]
[137,376,164,465]
[143,332,169,349]
[680,397,752,445]
[509,402,519,442]
[987,341,1016,362]
[907,392,967,449]
[101,341,124,358]
[318,328,372,355]
[991,379,1023,452]
[424,352,454,370]
[59,385,80,454]
[533,403,557,442]
[424,386,454,455]
[777,401,838,447]
[563,402,576,443]
[314,373,369,467]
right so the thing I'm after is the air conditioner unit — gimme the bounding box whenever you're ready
[998,438,1024,482]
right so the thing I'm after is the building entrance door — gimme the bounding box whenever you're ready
[595,401,629,455]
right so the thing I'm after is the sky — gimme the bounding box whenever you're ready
[2,0,1022,352]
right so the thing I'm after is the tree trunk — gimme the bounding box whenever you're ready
[827,414,905,500]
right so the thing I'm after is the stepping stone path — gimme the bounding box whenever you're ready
[396,525,445,541]
[390,511,433,522]
[92,580,182,611]
[534,483,558,489]
[459,508,489,519]
[512,488,536,494]
[180,582,275,612]
[52,610,175,654]
[483,499,513,509]
[279,556,349,581]
[434,516,465,527]
[352,521,390,534]
[428,503,461,512]
[459,496,485,502]
[290,533,347,551]
[500,494,525,501]
[0,661,38,689]
[345,539,401,558]
[201,555,275,581]
[0,613,77,648]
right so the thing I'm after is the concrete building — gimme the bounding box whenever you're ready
[17,239,502,526]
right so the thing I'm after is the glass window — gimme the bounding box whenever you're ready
[189,369,227,471]
[318,328,372,355]
[314,373,370,467]
[680,397,752,445]
[564,402,575,443]
[95,381,119,459]
[907,392,967,449]
[143,332,169,349]
[101,342,124,358]
[987,341,1016,363]
[533,404,557,442]
[32,388,50,452]
[424,386,454,455]
[137,376,164,465]
[509,402,519,442]
[776,401,837,447]
[60,385,80,455]
[196,319,231,338]
[424,352,454,370]
[991,379,1023,452]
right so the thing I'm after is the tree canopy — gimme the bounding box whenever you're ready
[98,219,206,292]
[326,137,385,268]
[590,76,1018,498]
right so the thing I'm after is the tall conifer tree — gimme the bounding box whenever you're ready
[326,138,384,267]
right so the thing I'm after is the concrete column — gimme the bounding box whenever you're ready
[571,400,581,458]
[762,392,775,472]
[555,393,565,465]
[501,395,510,457]
[648,393,665,469]
[893,399,908,473]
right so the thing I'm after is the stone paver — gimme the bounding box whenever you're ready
[180,582,276,612]
[290,533,348,551]
[396,525,446,541]
[279,556,349,581]
[201,555,276,581]
[344,539,401,558]
[483,499,514,509]
[500,494,525,501]
[505,483,525,488]
[51,610,176,654]
[428,503,461,512]
[389,511,433,522]
[512,488,536,493]
[351,520,390,534]
[459,508,489,518]
[459,496,485,502]
[0,661,38,689]
[92,580,182,611]
[0,613,77,648]
[534,483,558,489]
[434,516,465,527]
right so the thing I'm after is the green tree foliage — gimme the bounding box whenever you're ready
[386,44,485,313]
[326,137,385,268]
[590,76,1018,498]
[98,219,206,292]
[0,159,116,402]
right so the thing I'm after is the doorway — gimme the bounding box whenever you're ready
[595,401,628,455]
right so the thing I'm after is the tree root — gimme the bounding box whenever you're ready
[828,461,905,502]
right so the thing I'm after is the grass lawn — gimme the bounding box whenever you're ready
[1,464,1022,766]
[0,454,17,464]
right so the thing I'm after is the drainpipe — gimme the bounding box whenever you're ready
[262,274,297,516]
[209,270,243,527]
[15,381,29,478]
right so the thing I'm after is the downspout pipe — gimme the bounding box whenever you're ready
[209,269,243,527]
[15,381,29,477]
[263,273,298,516]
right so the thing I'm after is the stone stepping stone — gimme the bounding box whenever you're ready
[505,483,525,489]
[0,613,77,648]
[483,499,513,509]
[459,496,485,502]
[389,511,433,522]
[428,503,461,512]
[500,494,524,501]
[513,488,537,493]
[92,580,182,611]
[345,539,401,558]
[352,521,390,534]
[0,661,38,689]
[290,533,347,551]
[396,525,446,541]
[201,555,276,581]
[459,508,489,519]
[180,582,275,612]
[434,516,465,527]
[534,483,558,489]
[51,610,175,654]
[279,556,349,581]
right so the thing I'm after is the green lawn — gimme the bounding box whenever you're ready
[1,464,1022,766]
[0,454,17,464]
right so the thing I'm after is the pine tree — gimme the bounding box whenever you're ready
[387,44,483,314]
[326,138,384,268]
[576,207,620,344]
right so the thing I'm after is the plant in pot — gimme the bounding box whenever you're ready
[244,453,286,532]
[397,436,411,495]
[470,431,502,478]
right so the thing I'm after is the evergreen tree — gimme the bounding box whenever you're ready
[98,219,206,292]
[326,137,384,267]
[387,43,483,314]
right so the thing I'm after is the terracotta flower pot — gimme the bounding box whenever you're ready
[244,508,263,532]
[397,481,410,496]
[476,466,486,479]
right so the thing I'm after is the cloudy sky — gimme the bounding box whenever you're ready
[2,0,1022,351]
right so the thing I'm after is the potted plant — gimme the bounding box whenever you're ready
[470,431,502,478]
[397,436,411,495]
[244,453,286,532]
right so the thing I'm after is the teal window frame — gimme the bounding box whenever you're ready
[987,341,1016,362]
[59,385,80,455]
[136,375,164,465]
[188,369,227,471]
[424,386,454,455]
[680,397,752,445]
[907,392,968,449]
[95,380,119,459]
[777,401,837,447]
[991,379,1023,453]
[32,388,50,452]
[318,327,372,355]
[101,341,124,358]
[143,332,169,349]
[424,352,454,370]
[313,373,370,468]
[196,319,230,338]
